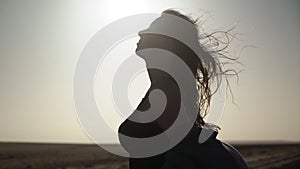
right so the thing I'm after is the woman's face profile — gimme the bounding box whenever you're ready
[134,13,200,82]
[135,13,197,69]
[135,15,172,63]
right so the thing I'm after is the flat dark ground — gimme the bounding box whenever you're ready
[0,142,299,169]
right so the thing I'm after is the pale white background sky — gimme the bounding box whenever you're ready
[0,0,299,143]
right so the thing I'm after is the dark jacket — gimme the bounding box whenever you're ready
[118,86,249,169]
[119,120,249,169]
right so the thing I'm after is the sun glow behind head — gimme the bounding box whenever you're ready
[102,0,151,21]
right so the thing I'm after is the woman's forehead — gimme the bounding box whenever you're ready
[139,17,165,34]
[139,13,197,36]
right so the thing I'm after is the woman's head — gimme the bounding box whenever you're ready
[136,9,231,127]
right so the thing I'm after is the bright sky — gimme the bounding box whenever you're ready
[0,0,299,143]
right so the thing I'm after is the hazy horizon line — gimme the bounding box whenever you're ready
[1,140,300,146]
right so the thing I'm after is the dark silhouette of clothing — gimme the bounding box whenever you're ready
[119,122,249,169]
[161,124,249,169]
[118,86,249,169]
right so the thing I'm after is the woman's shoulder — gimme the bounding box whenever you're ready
[163,126,249,169]
[219,141,249,169]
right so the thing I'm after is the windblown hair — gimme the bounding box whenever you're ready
[162,9,240,127]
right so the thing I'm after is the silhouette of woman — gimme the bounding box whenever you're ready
[118,9,249,169]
